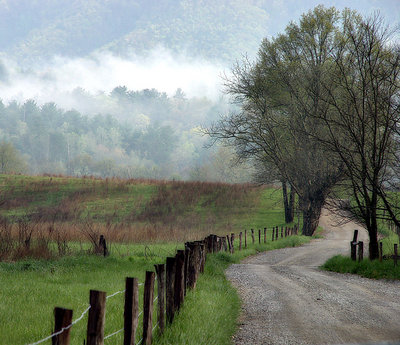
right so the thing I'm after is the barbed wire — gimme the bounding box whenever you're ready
[104,327,124,340]
[27,305,91,345]
[106,289,125,299]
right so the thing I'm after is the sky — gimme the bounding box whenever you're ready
[0,0,398,109]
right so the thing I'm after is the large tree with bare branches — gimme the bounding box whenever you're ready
[208,6,344,236]
[312,11,400,259]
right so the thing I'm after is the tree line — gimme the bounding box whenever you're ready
[208,6,400,260]
[0,86,251,182]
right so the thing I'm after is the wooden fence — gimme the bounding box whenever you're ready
[31,225,299,345]
[350,229,400,265]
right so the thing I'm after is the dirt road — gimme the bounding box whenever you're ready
[226,209,400,345]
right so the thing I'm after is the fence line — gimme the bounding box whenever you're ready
[27,225,296,345]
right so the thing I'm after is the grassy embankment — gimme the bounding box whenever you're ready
[322,216,400,280]
[0,174,308,344]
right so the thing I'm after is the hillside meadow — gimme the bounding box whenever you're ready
[0,174,309,344]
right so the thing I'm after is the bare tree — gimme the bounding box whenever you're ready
[207,6,344,236]
[312,12,400,259]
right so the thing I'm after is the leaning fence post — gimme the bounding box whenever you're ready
[394,244,398,267]
[53,307,73,345]
[86,290,106,345]
[142,271,155,345]
[379,242,383,262]
[251,229,255,244]
[230,233,235,253]
[275,226,279,240]
[124,278,139,345]
[166,257,176,324]
[154,265,165,334]
[358,241,363,262]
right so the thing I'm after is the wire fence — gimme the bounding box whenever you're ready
[25,228,293,345]
[28,284,145,345]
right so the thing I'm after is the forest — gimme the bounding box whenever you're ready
[0,86,252,181]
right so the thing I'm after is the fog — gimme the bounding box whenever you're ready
[0,47,225,112]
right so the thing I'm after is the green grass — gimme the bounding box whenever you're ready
[321,219,400,280]
[322,255,400,280]
[0,235,311,345]
[155,235,311,345]
[0,243,180,345]
[0,174,310,344]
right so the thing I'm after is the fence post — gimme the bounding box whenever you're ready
[166,257,176,324]
[272,227,274,241]
[154,265,165,334]
[239,232,242,251]
[379,242,383,262]
[350,230,358,261]
[264,228,266,243]
[244,230,247,248]
[184,247,190,294]
[281,226,283,238]
[258,229,261,244]
[226,235,231,253]
[221,236,227,251]
[99,235,109,257]
[350,241,357,261]
[230,233,235,253]
[358,241,363,262]
[251,229,255,244]
[142,271,155,345]
[175,250,185,311]
[353,229,359,243]
[394,244,398,267]
[86,290,106,345]
[124,278,139,345]
[52,307,73,345]
[276,226,278,240]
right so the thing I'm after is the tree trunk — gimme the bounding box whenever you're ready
[288,185,295,223]
[282,181,295,224]
[367,195,379,260]
[301,197,324,236]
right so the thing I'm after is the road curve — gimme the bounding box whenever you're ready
[226,209,400,345]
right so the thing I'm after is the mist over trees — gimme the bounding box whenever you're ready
[0,86,252,181]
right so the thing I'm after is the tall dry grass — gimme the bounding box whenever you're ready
[0,176,260,260]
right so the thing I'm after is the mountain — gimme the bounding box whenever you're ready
[0,0,270,64]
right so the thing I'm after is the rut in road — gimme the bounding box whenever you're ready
[226,209,400,345]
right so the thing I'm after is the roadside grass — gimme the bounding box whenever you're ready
[0,243,181,345]
[154,235,311,345]
[321,220,400,280]
[322,255,400,280]
[0,235,311,345]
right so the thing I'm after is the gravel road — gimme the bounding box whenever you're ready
[226,209,400,345]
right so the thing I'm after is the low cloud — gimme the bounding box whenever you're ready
[0,47,226,109]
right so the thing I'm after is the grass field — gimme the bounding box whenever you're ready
[0,173,305,344]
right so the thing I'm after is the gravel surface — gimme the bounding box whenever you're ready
[226,209,400,345]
